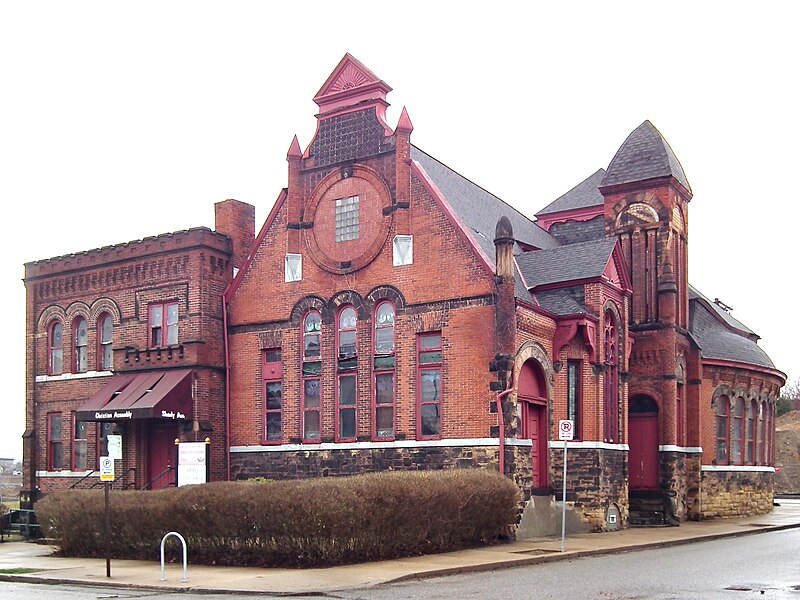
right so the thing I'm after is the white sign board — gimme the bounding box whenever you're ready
[558,419,574,441]
[107,435,122,460]
[177,442,208,487]
[99,456,115,482]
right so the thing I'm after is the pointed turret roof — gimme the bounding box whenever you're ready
[601,120,691,193]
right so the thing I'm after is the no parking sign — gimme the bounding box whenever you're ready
[558,419,574,441]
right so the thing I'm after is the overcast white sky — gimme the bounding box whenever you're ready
[1,2,797,460]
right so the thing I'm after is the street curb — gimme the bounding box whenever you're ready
[1,522,799,595]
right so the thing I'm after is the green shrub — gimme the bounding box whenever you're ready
[37,469,519,567]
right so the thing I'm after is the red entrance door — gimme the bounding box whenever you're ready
[522,401,548,488]
[629,396,660,490]
[147,424,176,490]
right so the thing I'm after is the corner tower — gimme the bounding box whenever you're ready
[600,121,701,521]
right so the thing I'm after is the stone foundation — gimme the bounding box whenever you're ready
[700,469,774,518]
[231,444,502,481]
[660,451,702,521]
[550,445,629,531]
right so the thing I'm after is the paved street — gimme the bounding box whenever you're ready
[2,528,798,599]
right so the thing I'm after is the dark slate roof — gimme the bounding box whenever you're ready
[689,284,776,370]
[548,215,606,245]
[536,169,606,216]
[515,238,618,288]
[411,147,560,268]
[689,285,754,336]
[534,288,589,316]
[601,121,691,192]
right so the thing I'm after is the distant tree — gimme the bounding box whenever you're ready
[778,378,800,416]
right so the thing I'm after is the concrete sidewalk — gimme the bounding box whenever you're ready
[2,499,799,596]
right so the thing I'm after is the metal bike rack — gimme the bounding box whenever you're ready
[160,531,189,582]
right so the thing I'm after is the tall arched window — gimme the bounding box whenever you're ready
[746,400,756,465]
[49,321,63,375]
[731,397,744,465]
[603,310,619,443]
[715,395,729,464]
[336,306,358,441]
[756,401,765,465]
[301,311,322,443]
[98,313,114,371]
[74,317,88,373]
[373,301,395,440]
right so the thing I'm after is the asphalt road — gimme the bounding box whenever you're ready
[0,528,798,599]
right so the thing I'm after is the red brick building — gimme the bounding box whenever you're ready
[22,201,254,503]
[23,54,785,530]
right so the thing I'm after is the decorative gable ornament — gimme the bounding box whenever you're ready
[285,253,302,283]
[393,235,413,266]
[313,53,392,120]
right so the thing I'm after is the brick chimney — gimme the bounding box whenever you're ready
[214,199,255,273]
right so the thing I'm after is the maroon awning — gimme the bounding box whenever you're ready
[75,369,193,422]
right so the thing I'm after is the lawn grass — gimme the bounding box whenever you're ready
[0,568,39,574]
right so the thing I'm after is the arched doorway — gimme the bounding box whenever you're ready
[518,359,548,488]
[629,395,659,490]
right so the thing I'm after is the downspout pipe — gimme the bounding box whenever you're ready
[497,384,515,477]
[222,294,231,481]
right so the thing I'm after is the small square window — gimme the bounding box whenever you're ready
[285,253,302,282]
[393,235,413,266]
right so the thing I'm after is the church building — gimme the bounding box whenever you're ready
[22,54,785,530]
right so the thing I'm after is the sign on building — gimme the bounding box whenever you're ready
[177,441,209,487]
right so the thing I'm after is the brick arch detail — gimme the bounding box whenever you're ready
[290,296,327,326]
[37,304,66,333]
[328,290,368,321]
[512,341,554,399]
[364,285,406,312]
[90,298,122,326]
[64,301,91,326]
[609,191,669,228]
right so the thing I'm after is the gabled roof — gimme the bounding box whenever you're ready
[515,237,619,288]
[536,169,606,216]
[601,120,691,193]
[411,147,560,268]
[689,286,776,370]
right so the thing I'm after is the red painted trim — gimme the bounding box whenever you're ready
[224,189,287,304]
[410,160,496,278]
[147,300,179,349]
[335,305,357,442]
[73,316,88,373]
[536,205,603,232]
[416,332,443,440]
[610,241,634,295]
[47,412,63,471]
[371,301,396,441]
[48,320,63,376]
[96,312,113,371]
[262,350,283,446]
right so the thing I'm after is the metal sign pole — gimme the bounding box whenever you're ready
[561,439,567,553]
[104,481,111,577]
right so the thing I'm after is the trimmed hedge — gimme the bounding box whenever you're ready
[37,469,519,567]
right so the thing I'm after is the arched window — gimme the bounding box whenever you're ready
[301,311,322,443]
[373,302,395,440]
[603,310,619,443]
[756,401,765,465]
[336,306,358,441]
[303,311,322,359]
[715,395,729,464]
[74,317,88,373]
[49,321,63,375]
[98,313,113,371]
[731,397,745,465]
[746,400,756,465]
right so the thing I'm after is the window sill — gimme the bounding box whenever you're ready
[36,370,114,383]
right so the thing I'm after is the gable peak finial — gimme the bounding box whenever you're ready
[396,106,414,134]
[287,135,302,159]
